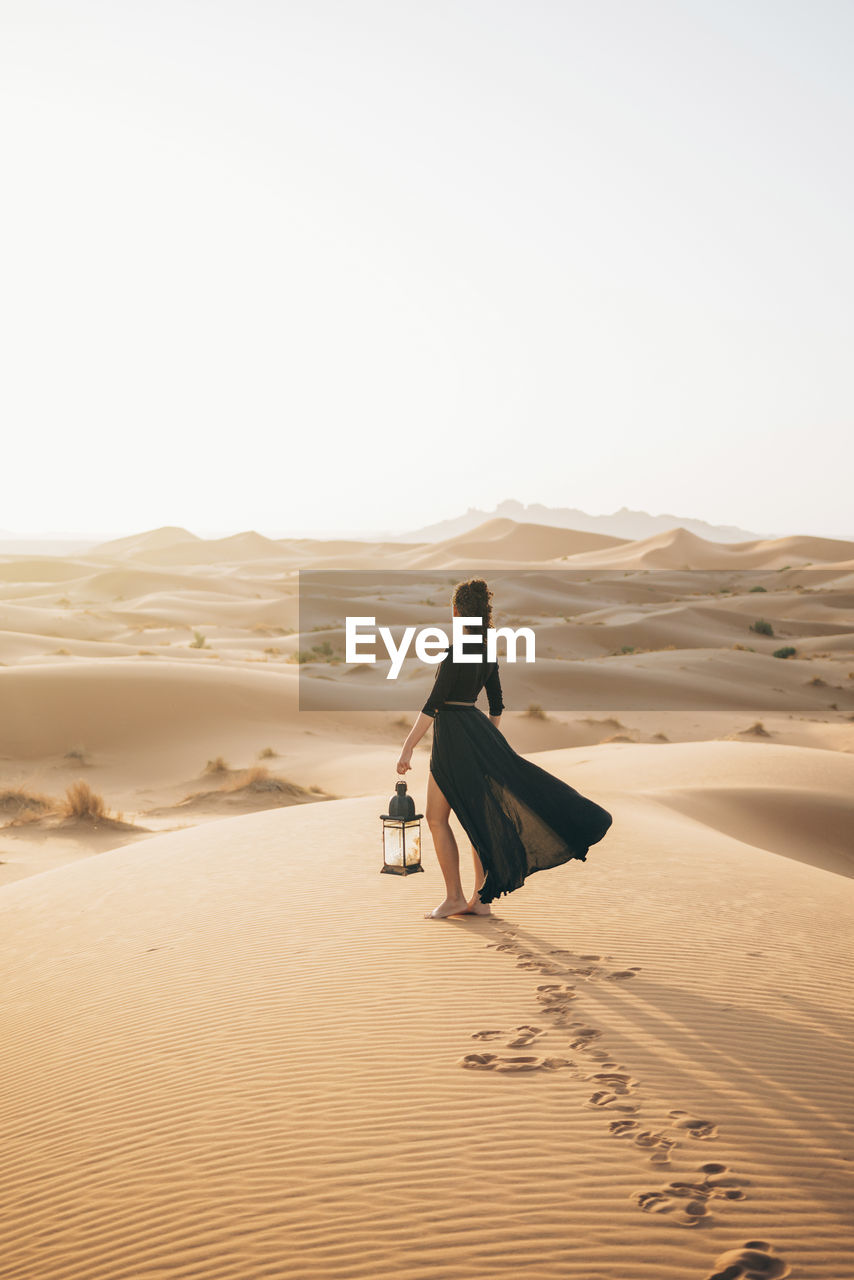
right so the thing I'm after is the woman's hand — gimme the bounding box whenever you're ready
[396,747,413,775]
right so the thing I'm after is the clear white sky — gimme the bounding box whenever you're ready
[2,0,852,538]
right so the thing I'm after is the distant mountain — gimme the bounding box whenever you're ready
[393,500,774,545]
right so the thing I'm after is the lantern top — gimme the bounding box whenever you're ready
[381,780,422,821]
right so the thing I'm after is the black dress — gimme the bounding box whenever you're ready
[421,638,613,905]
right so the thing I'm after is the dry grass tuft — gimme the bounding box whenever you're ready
[741,721,772,738]
[0,789,55,824]
[178,767,334,809]
[205,756,230,774]
[258,746,278,759]
[525,703,548,720]
[222,766,306,797]
[60,781,108,820]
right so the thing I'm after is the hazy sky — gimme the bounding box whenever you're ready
[3,1,852,538]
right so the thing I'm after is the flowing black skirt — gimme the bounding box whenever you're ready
[430,704,613,905]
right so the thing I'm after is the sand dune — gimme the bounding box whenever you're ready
[561,524,854,570]
[1,660,297,760]
[400,516,627,568]
[1,742,851,1279]
[91,525,202,557]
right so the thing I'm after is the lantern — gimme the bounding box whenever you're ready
[380,781,424,875]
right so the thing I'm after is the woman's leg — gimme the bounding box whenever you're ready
[424,770,468,919]
[463,843,492,915]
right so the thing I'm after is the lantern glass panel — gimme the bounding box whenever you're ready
[383,821,405,867]
[406,823,422,866]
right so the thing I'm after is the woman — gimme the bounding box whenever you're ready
[396,578,613,919]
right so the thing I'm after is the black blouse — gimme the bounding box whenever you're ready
[420,642,505,718]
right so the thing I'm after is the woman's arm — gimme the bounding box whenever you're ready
[484,663,505,731]
[396,712,434,775]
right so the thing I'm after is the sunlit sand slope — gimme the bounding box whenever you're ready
[1,741,852,1280]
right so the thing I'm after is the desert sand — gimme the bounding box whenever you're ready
[1,518,853,1279]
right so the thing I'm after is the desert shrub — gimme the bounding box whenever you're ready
[0,789,54,822]
[223,767,305,797]
[65,746,88,762]
[258,747,277,759]
[750,619,774,636]
[748,585,767,592]
[807,676,827,687]
[773,646,797,659]
[743,721,771,737]
[620,645,635,654]
[292,641,336,663]
[190,631,208,649]
[525,703,547,720]
[60,781,107,819]
[205,756,230,774]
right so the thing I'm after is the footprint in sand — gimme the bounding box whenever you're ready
[536,982,578,1010]
[608,1120,679,1162]
[586,1070,637,1094]
[458,1052,573,1073]
[506,1024,545,1048]
[606,969,640,980]
[473,1025,545,1048]
[609,1119,641,1137]
[635,1162,750,1228]
[569,1025,603,1050]
[668,1109,719,1140]
[536,988,578,1025]
[587,1090,639,1112]
[705,1241,789,1279]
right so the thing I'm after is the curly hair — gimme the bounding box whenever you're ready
[452,578,494,634]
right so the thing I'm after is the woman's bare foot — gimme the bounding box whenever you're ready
[424,896,468,919]
[463,889,492,916]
